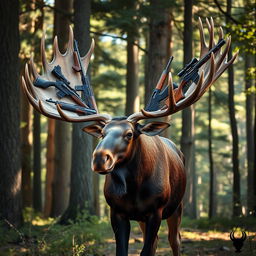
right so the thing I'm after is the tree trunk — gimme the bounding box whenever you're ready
[226,0,241,217]
[145,0,171,105]
[93,173,100,217]
[125,32,140,116]
[20,92,32,207]
[254,90,256,216]
[245,53,255,216]
[180,0,197,219]
[0,0,22,227]
[51,0,73,217]
[60,0,95,223]
[33,110,42,212]
[44,119,55,217]
[208,88,216,218]
[145,0,171,138]
[31,0,44,213]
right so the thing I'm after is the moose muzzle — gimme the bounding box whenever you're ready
[92,150,116,174]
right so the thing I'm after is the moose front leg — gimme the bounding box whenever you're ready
[111,210,131,256]
[140,210,162,256]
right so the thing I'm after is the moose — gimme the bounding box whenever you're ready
[22,18,237,256]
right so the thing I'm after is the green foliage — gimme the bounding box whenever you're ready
[181,216,256,231]
[0,209,111,256]
[16,0,255,223]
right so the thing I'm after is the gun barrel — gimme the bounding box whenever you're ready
[182,39,226,83]
[73,39,96,109]
[46,98,96,115]
[177,58,198,77]
[165,56,174,72]
[193,39,225,70]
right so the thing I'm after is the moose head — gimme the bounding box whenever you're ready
[22,17,237,256]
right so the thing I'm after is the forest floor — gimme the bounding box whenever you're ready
[97,220,256,256]
[0,213,256,256]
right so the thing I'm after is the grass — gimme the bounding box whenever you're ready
[0,210,256,256]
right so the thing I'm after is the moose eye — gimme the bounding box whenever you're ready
[125,132,133,139]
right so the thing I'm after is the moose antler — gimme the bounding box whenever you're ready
[21,27,111,124]
[128,17,238,123]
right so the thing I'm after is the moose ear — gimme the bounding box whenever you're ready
[83,124,104,138]
[138,122,170,136]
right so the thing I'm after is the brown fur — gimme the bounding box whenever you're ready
[91,120,186,256]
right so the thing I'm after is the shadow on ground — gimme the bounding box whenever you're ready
[99,221,256,256]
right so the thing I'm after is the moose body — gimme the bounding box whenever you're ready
[85,119,186,255]
[22,17,237,256]
[104,135,185,221]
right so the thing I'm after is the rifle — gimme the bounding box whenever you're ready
[52,65,72,88]
[46,98,97,115]
[174,38,226,101]
[73,40,97,111]
[145,57,177,111]
[34,76,87,108]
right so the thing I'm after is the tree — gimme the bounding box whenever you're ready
[20,88,32,207]
[145,0,171,105]
[33,110,42,212]
[180,0,197,219]
[0,0,22,227]
[51,0,73,217]
[20,0,33,208]
[61,0,95,223]
[31,0,45,213]
[208,87,216,218]
[44,119,55,216]
[125,1,140,116]
[245,53,255,215]
[226,0,241,217]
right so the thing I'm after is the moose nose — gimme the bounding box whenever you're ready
[92,150,115,174]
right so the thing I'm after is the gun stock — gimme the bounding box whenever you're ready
[73,40,97,111]
[145,57,174,111]
[34,77,88,108]
[172,39,226,102]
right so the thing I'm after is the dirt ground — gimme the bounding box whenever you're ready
[99,226,256,256]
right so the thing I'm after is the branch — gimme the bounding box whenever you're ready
[20,3,72,18]
[20,3,147,53]
[90,31,147,53]
[213,0,240,24]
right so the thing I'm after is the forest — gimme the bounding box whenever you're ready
[0,0,255,255]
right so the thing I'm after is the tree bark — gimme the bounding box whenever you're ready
[125,31,140,116]
[31,0,44,213]
[226,0,241,217]
[254,89,256,216]
[245,53,255,215]
[145,0,172,138]
[208,88,216,218]
[60,0,95,223]
[51,0,73,217]
[180,0,197,219]
[0,0,22,227]
[44,119,55,217]
[145,0,171,105]
[33,110,42,212]
[20,92,32,207]
[93,172,100,216]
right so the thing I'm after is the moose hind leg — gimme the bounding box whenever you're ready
[167,204,182,256]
